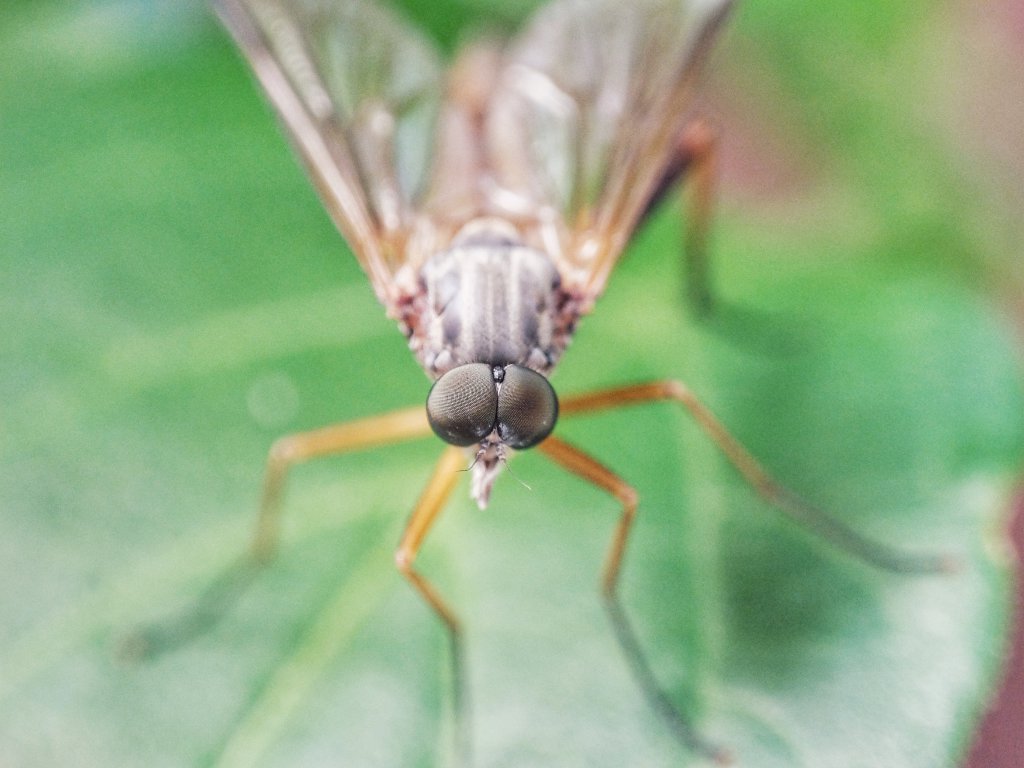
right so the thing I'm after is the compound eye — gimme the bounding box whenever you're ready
[426,364,498,446]
[496,365,558,449]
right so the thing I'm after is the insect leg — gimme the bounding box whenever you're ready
[121,405,433,659]
[676,119,719,317]
[638,118,720,316]
[395,445,470,767]
[253,406,431,560]
[538,435,729,763]
[538,437,638,596]
[559,381,952,574]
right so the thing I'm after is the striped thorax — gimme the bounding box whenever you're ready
[408,219,573,506]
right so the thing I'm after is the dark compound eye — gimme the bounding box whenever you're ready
[496,365,558,449]
[426,364,498,446]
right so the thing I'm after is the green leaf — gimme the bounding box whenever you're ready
[1,1,1021,767]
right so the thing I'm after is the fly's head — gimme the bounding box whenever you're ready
[426,362,558,508]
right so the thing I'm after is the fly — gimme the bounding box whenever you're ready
[128,0,950,763]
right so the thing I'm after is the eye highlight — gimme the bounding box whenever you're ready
[496,365,558,449]
[426,364,498,446]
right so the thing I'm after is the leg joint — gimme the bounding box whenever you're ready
[617,485,640,512]
[661,379,692,403]
[268,435,301,465]
[394,548,413,573]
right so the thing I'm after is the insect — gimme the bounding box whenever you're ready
[134,0,948,761]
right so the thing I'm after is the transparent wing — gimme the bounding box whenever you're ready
[487,0,734,301]
[214,0,444,306]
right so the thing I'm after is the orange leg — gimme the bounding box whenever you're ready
[559,380,950,573]
[539,380,947,761]
[395,446,470,765]
[537,437,639,597]
[128,407,471,760]
[122,406,433,659]
[538,435,729,763]
[253,405,431,560]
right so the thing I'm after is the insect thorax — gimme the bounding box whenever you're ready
[408,222,574,379]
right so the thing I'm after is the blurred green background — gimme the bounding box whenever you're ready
[2,1,1023,766]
